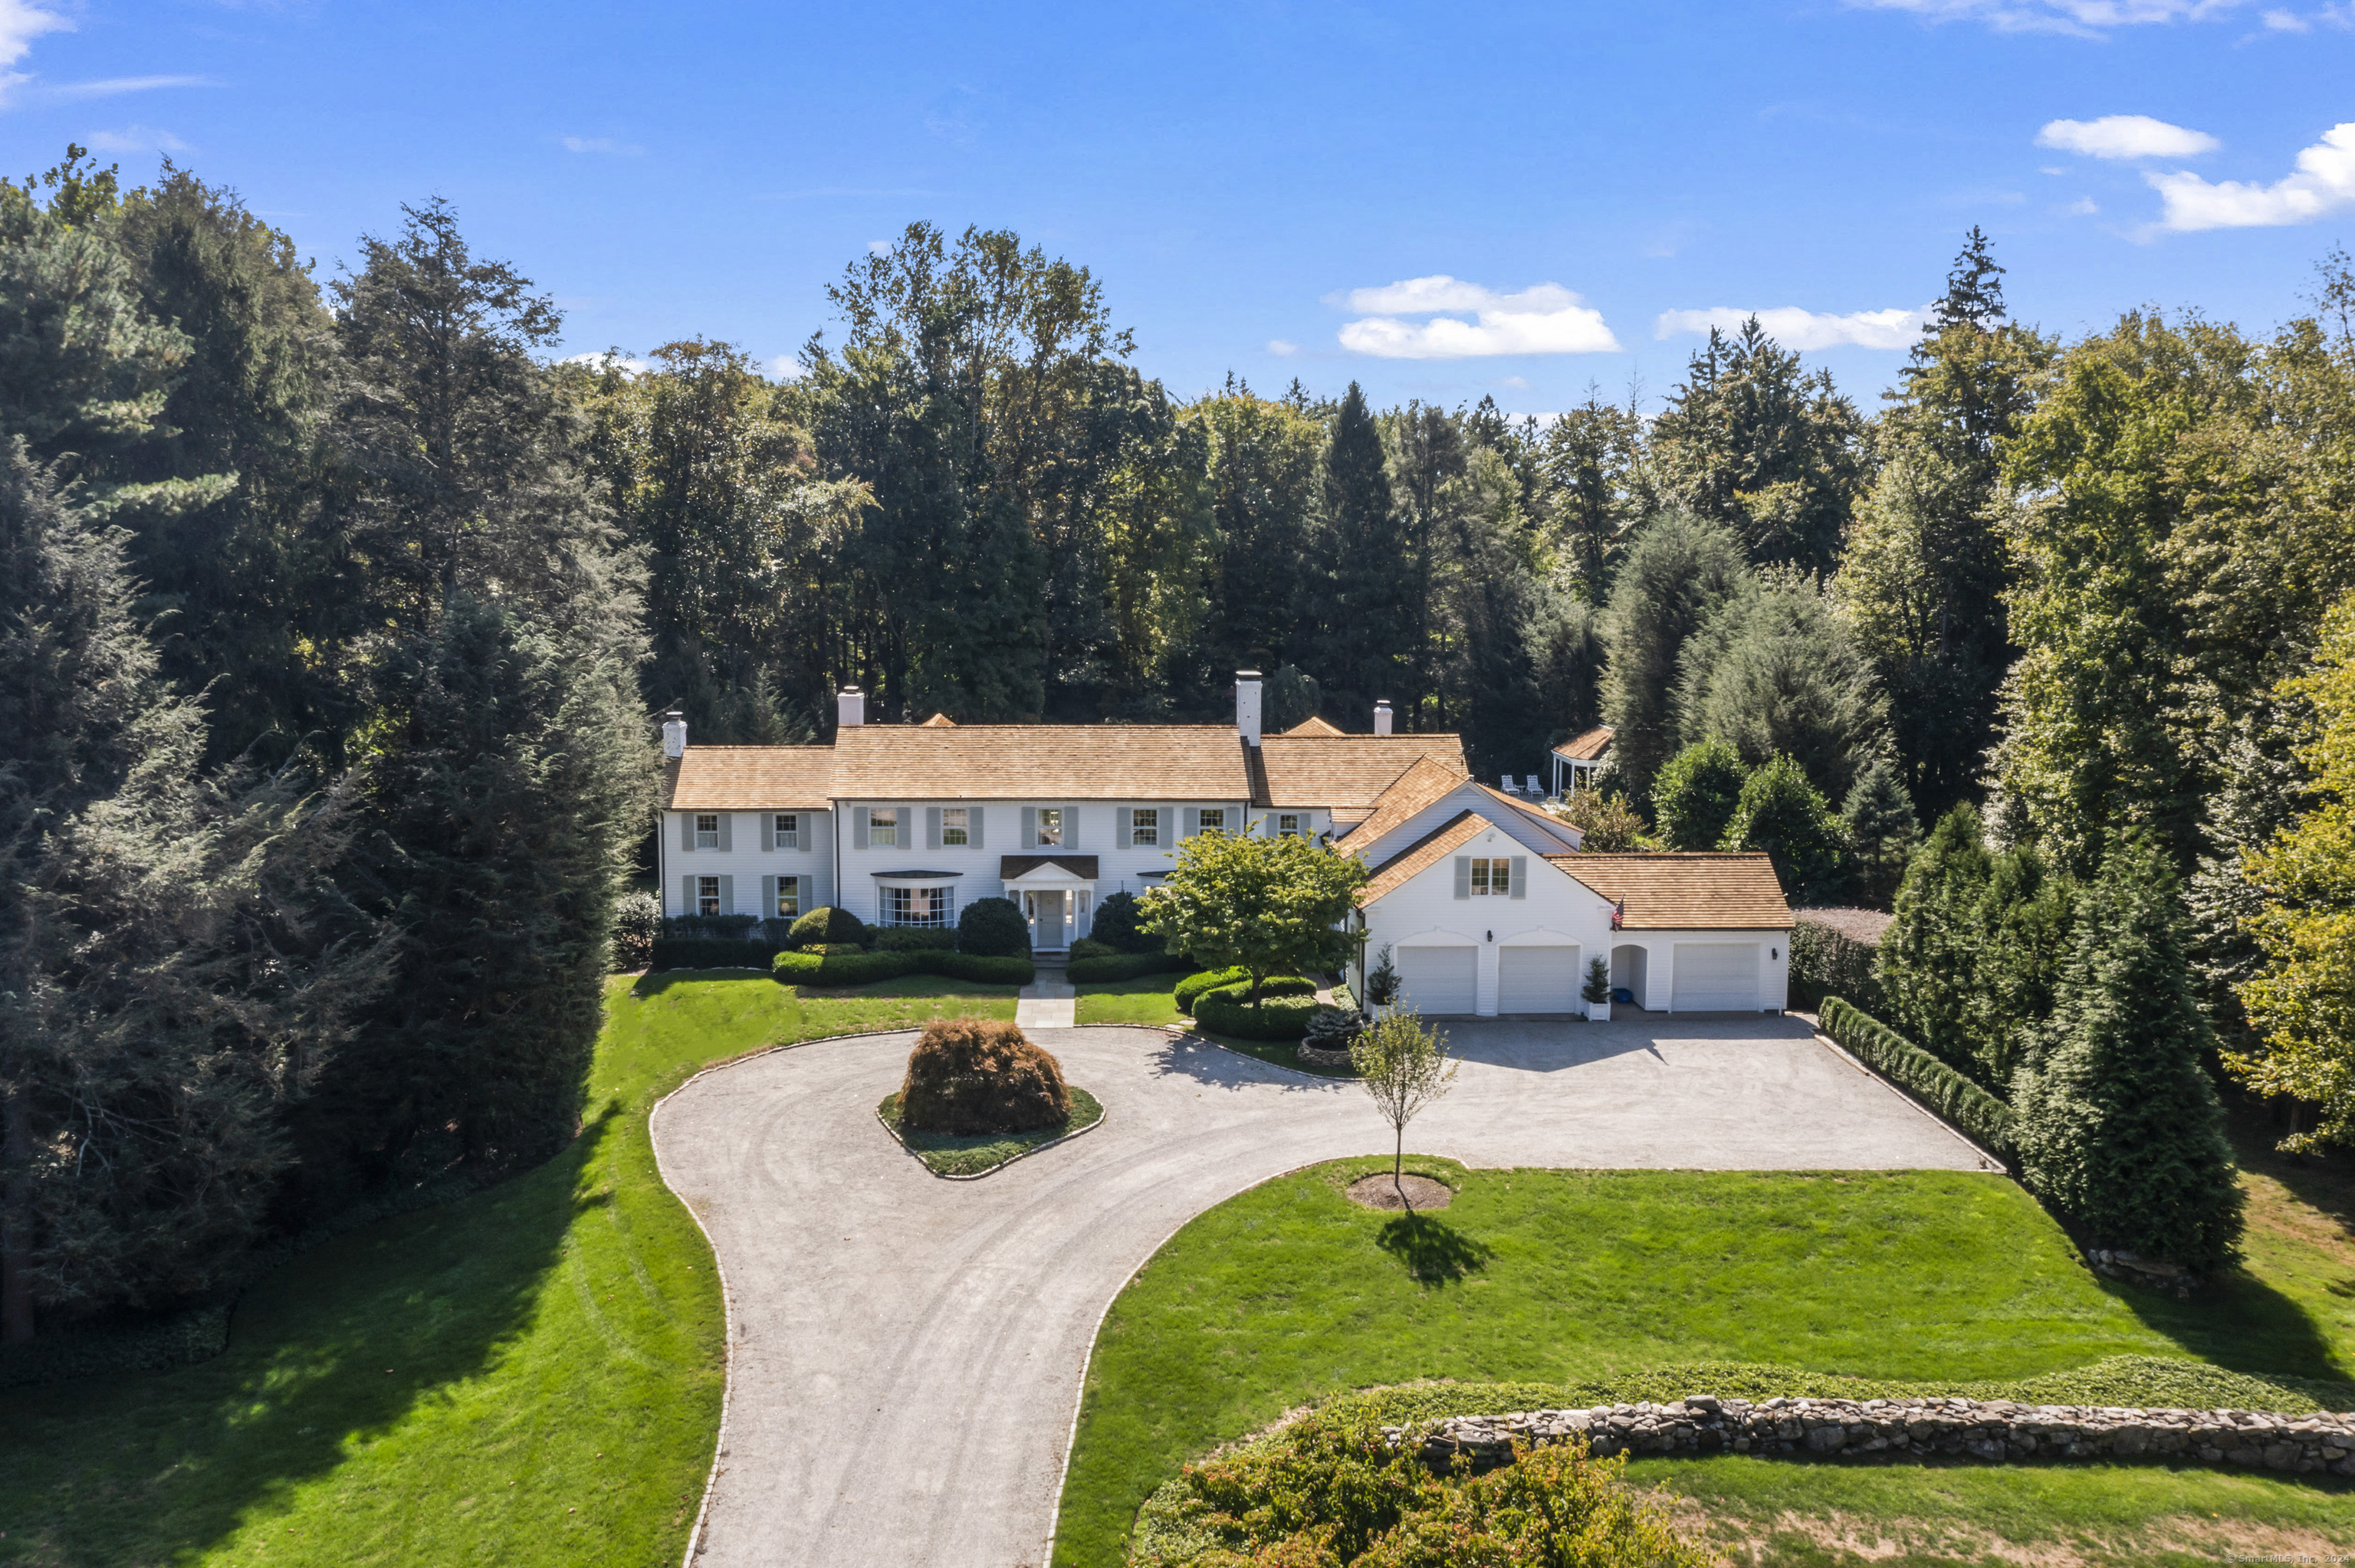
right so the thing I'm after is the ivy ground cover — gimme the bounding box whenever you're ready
[1056,1156,2355,1568]
[0,973,1015,1568]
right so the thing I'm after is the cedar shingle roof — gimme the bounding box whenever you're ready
[921,712,957,727]
[666,746,836,809]
[1256,734,1468,809]
[1358,811,1493,904]
[829,724,1253,801]
[1543,852,1791,929]
[1280,715,1346,736]
[1551,726,1614,763]
[1338,756,1478,858]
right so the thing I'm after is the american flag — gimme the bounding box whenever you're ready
[1610,897,1624,930]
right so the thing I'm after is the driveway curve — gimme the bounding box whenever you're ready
[651,1017,1981,1568]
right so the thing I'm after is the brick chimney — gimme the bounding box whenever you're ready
[838,686,865,729]
[1373,700,1393,736]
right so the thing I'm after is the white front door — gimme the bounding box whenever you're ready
[1026,890,1066,949]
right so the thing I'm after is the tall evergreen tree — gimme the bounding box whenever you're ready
[1880,803,1996,1071]
[1672,574,1891,803]
[1654,738,1749,851]
[1719,753,1850,905]
[1841,755,1920,906]
[2013,841,2243,1271]
[1312,382,1414,717]
[1598,510,1745,807]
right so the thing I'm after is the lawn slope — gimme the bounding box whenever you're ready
[0,973,1014,1568]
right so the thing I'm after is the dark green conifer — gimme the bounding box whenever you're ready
[1654,738,1749,851]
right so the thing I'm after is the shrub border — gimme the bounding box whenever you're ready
[1817,996,2012,1166]
[872,1089,1108,1181]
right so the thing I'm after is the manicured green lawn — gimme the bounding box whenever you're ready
[878,1086,1105,1176]
[1075,972,1185,1027]
[0,972,1016,1568]
[1056,1155,2355,1568]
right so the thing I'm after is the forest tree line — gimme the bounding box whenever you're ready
[5,139,2355,1339]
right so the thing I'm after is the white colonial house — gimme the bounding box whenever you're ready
[658,672,1791,1015]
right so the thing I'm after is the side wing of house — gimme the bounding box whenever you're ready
[1549,852,1792,1014]
[662,746,836,921]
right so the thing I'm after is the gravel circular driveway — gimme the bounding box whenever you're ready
[651,1017,1984,1568]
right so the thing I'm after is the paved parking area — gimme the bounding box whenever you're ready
[652,1016,1984,1568]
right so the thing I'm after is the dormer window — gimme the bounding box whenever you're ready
[695,813,720,849]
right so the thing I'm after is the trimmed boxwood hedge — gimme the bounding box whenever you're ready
[1194,983,1322,1042]
[1174,966,1250,1012]
[1068,950,1192,983]
[772,948,1034,988]
[1820,995,2015,1156]
[649,937,778,969]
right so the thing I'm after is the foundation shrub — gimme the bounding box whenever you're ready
[789,905,869,948]
[1790,916,1884,1012]
[898,1018,1071,1134]
[872,927,958,952]
[1069,950,1192,983]
[1088,890,1165,954]
[1067,937,1118,959]
[957,895,1031,958]
[771,949,1033,987]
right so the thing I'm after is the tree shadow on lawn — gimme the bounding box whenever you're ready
[1376,1212,1496,1286]
[0,1110,614,1567]
[632,966,775,998]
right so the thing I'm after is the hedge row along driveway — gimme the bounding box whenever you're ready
[651,1009,1977,1568]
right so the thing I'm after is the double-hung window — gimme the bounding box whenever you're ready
[774,812,800,848]
[886,884,951,927]
[1277,813,1301,838]
[1469,857,1513,896]
[1130,808,1159,847]
[1036,808,1063,848]
[695,813,721,849]
[943,807,970,847]
[774,876,800,918]
[868,807,897,847]
[1198,808,1226,833]
[697,875,721,916]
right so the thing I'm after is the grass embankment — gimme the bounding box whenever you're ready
[0,971,1016,1568]
[878,1087,1105,1177]
[1057,1155,2355,1568]
[1073,972,1355,1078]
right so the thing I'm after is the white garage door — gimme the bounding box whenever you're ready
[1672,943,1759,1012]
[1497,945,1579,1013]
[1394,945,1477,1014]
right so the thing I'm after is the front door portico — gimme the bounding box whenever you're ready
[1000,853,1099,955]
[1023,889,1066,950]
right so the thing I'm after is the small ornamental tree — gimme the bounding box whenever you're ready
[1350,1006,1458,1199]
[1721,753,1851,904]
[1581,956,1612,1005]
[2012,841,2245,1271]
[1143,828,1367,1009]
[1555,788,1646,852]
[1654,738,1749,850]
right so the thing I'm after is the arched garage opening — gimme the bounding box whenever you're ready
[1608,943,1647,1009]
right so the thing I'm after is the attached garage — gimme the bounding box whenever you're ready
[1394,944,1478,1014]
[1671,942,1760,1012]
[1497,944,1579,1014]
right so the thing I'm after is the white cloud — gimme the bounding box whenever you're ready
[2068,195,2101,214]
[1332,275,1621,359]
[866,239,891,257]
[0,0,66,103]
[765,354,803,382]
[1497,374,1532,389]
[87,124,188,154]
[2258,3,2353,25]
[2148,120,2355,228]
[560,135,645,156]
[1266,339,1299,357]
[1654,305,1930,352]
[47,74,211,100]
[1848,0,2248,34]
[2038,115,2219,159]
[560,350,650,375]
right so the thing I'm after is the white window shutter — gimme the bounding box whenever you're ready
[1509,856,1528,899]
[971,807,984,850]
[718,874,734,913]
[1023,806,1036,847]
[853,808,869,851]
[928,807,942,851]
[680,815,694,852]
[761,874,776,916]
[1454,857,1472,899]
[718,814,733,852]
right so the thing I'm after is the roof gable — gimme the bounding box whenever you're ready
[1343,766,1582,867]
[1551,726,1614,763]
[1545,852,1792,929]
[1256,733,1470,810]
[666,746,836,810]
[1280,715,1346,736]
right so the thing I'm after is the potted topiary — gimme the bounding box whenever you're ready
[1581,955,1612,1021]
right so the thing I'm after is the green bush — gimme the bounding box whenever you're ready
[1175,966,1249,1013]
[1088,889,1164,954]
[772,948,1033,988]
[804,942,865,956]
[957,895,1031,957]
[872,927,957,952]
[649,937,777,970]
[789,905,869,948]
[611,891,662,971]
[1820,996,2015,1156]
[1066,937,1118,959]
[898,1017,1069,1133]
[1194,984,1322,1042]
[1789,917,1883,1012]
[1067,950,1191,983]
[1302,1005,1363,1053]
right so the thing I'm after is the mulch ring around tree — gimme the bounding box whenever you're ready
[1345,1173,1453,1212]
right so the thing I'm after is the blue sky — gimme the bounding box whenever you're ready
[3,0,2350,415]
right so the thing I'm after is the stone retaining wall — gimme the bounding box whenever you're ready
[1394,1396,2355,1478]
